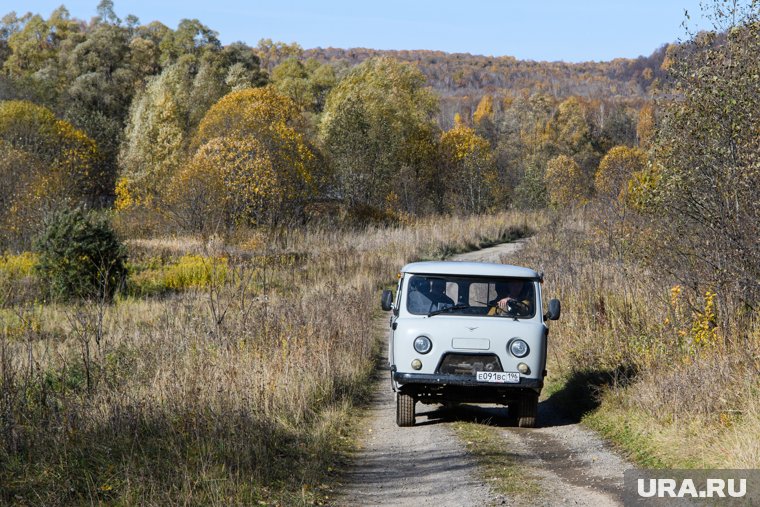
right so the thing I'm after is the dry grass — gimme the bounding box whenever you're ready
[0,212,535,505]
[508,211,760,469]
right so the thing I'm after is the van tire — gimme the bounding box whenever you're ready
[396,393,416,427]
[517,392,538,428]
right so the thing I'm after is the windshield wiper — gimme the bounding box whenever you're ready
[428,303,469,317]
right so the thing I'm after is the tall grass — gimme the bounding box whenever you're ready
[0,212,536,505]
[508,212,760,469]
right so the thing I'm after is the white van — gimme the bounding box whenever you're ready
[381,261,561,427]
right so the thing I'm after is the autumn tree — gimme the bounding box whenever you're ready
[596,103,637,152]
[0,142,42,248]
[255,39,303,72]
[306,60,337,112]
[158,18,220,66]
[592,145,647,252]
[164,137,279,233]
[118,62,191,208]
[503,93,557,208]
[2,8,83,103]
[0,100,99,248]
[320,57,439,216]
[439,120,497,214]
[544,154,587,208]
[595,145,647,201]
[270,58,337,115]
[60,13,138,198]
[472,94,496,144]
[163,86,318,232]
[546,97,592,156]
[270,58,311,111]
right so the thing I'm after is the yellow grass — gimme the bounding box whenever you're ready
[0,212,537,505]
[511,211,760,469]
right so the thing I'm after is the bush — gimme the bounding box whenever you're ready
[33,209,127,302]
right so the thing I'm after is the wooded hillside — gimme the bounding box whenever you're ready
[303,46,666,98]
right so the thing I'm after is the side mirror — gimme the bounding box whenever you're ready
[544,299,561,321]
[381,289,394,311]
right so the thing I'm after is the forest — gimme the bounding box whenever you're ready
[0,0,758,504]
[0,0,666,247]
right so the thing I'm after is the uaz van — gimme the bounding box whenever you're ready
[381,261,561,427]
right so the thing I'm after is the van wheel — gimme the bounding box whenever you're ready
[517,392,538,428]
[396,393,416,427]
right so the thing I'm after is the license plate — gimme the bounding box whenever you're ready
[476,371,519,383]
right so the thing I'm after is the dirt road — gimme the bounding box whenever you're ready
[336,241,632,506]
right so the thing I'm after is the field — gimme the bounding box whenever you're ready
[0,213,535,505]
[3,206,759,505]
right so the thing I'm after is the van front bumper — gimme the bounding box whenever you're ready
[393,371,543,389]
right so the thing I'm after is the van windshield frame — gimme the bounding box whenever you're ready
[405,274,536,319]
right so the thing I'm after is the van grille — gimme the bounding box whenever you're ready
[436,353,503,375]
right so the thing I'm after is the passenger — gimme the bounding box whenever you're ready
[407,276,434,314]
[430,279,454,309]
[408,277,454,313]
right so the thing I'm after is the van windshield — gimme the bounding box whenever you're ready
[406,275,536,318]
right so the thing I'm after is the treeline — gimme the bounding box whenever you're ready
[0,2,653,242]
[303,46,667,98]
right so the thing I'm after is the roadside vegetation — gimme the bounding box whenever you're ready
[515,212,760,469]
[520,1,759,469]
[0,213,535,505]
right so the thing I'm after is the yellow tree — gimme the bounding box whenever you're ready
[0,100,99,247]
[544,155,587,208]
[320,57,439,215]
[164,86,318,231]
[595,145,647,202]
[593,146,647,253]
[546,96,592,156]
[440,123,496,214]
[0,142,42,248]
[163,137,279,232]
[473,94,494,125]
[472,94,496,144]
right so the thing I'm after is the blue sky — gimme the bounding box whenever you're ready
[17,1,709,62]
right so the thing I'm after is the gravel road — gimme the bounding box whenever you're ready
[336,240,632,506]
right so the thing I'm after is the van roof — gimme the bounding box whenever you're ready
[401,261,541,280]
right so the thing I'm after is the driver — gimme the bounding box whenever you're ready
[489,280,531,316]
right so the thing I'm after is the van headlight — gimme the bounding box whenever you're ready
[509,339,529,358]
[414,336,432,354]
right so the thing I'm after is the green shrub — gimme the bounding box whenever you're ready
[33,209,127,302]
